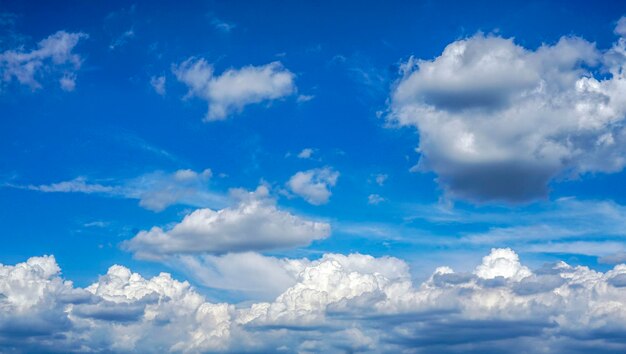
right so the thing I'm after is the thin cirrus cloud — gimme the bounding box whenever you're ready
[173,58,295,121]
[7,168,222,212]
[389,19,626,203]
[286,167,339,205]
[7,248,626,352]
[122,186,330,260]
[0,30,87,91]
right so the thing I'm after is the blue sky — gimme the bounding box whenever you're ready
[4,1,626,352]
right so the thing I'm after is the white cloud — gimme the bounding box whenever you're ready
[150,75,166,95]
[616,16,626,37]
[122,186,330,259]
[173,58,295,120]
[389,24,626,202]
[211,18,236,33]
[172,252,309,299]
[297,148,314,159]
[287,167,339,205]
[8,249,626,351]
[11,168,222,212]
[297,94,315,103]
[374,173,388,186]
[367,193,385,204]
[0,30,87,90]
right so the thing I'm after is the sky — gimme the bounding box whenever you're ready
[3,0,626,352]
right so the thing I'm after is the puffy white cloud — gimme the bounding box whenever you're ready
[389,24,626,202]
[0,30,87,90]
[287,167,339,205]
[11,168,222,212]
[174,58,295,120]
[8,249,626,352]
[123,186,330,259]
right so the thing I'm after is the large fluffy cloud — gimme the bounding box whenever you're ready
[389,22,626,203]
[6,249,626,352]
[0,30,87,91]
[123,186,330,259]
[174,58,295,120]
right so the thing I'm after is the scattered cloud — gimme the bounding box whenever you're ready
[7,168,222,212]
[0,30,87,90]
[368,193,385,205]
[389,23,626,203]
[374,173,388,186]
[122,186,330,259]
[287,167,339,205]
[109,28,135,50]
[7,249,626,352]
[150,75,166,95]
[211,18,236,33]
[297,94,315,103]
[297,148,314,159]
[173,58,295,121]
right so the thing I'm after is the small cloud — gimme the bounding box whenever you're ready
[109,28,135,50]
[374,173,387,186]
[212,18,236,33]
[297,148,314,159]
[59,73,76,91]
[368,194,385,205]
[150,75,166,96]
[286,167,339,205]
[173,58,295,121]
[297,94,315,103]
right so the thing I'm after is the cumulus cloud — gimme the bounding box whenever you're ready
[173,58,295,120]
[0,30,87,90]
[389,23,626,203]
[287,167,339,205]
[123,186,330,259]
[8,249,626,352]
[9,168,222,212]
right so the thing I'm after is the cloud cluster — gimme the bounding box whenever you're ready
[6,248,626,352]
[0,30,87,91]
[123,186,330,259]
[174,58,295,120]
[287,167,339,205]
[11,168,221,212]
[389,21,626,203]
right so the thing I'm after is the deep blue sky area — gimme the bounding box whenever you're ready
[2,0,626,285]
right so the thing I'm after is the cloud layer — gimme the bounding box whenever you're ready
[6,249,626,352]
[389,22,626,203]
[174,58,295,120]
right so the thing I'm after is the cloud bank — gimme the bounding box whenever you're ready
[5,249,626,352]
[389,21,626,203]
